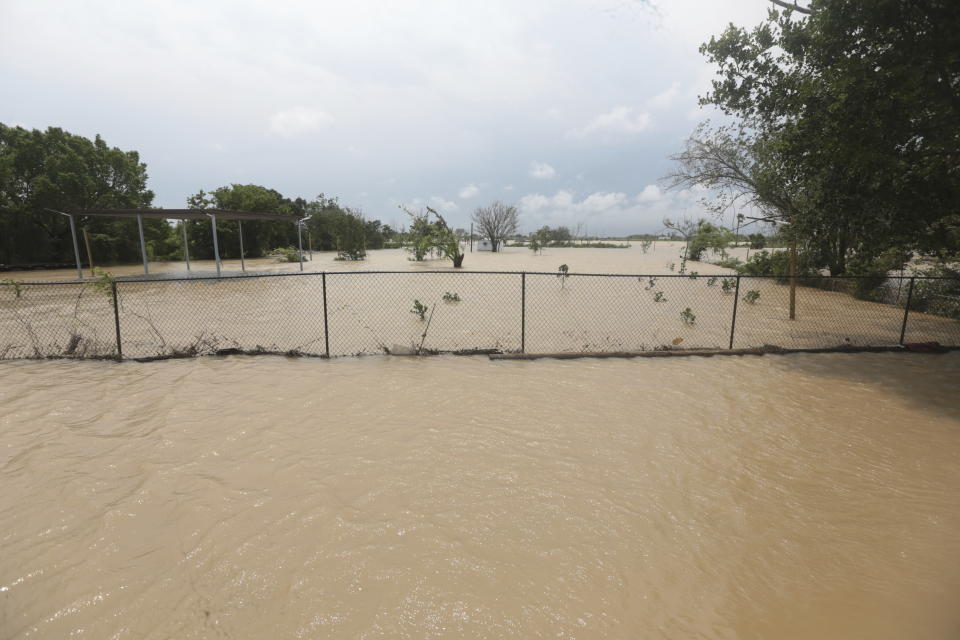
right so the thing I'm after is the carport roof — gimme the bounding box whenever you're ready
[67,209,298,221]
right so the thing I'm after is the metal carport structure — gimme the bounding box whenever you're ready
[49,209,306,279]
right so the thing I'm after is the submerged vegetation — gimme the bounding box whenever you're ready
[411,299,428,321]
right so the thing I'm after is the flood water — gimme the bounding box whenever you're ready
[2,352,959,639]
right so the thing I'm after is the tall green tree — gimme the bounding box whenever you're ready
[0,123,164,265]
[698,0,960,271]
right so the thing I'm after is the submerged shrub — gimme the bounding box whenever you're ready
[557,264,569,288]
[411,299,428,320]
[714,257,743,269]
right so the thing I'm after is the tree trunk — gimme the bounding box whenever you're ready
[453,254,464,268]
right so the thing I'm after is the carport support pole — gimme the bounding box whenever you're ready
[68,214,83,280]
[137,214,149,275]
[298,221,304,271]
[238,220,246,272]
[209,214,222,277]
[82,228,95,277]
[182,221,191,272]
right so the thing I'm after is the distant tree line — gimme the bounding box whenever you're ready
[0,123,394,266]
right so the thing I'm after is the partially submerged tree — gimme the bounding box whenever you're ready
[399,205,465,267]
[471,201,518,252]
[429,207,465,268]
[662,217,735,273]
[401,206,434,261]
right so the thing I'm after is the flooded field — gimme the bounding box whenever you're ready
[2,244,958,359]
[3,242,712,281]
[1,352,959,639]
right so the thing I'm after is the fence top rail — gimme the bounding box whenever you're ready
[2,270,958,286]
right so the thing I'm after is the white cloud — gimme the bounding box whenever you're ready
[529,162,556,179]
[518,193,550,211]
[647,83,681,110]
[637,184,662,202]
[518,190,624,215]
[515,186,715,234]
[430,195,459,212]
[581,191,627,212]
[267,106,334,138]
[458,183,480,199]
[569,106,651,139]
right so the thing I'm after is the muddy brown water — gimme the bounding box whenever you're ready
[1,352,959,639]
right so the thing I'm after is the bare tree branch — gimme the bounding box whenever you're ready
[471,202,518,252]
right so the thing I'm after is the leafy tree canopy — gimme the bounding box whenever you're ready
[0,123,161,265]
[696,0,960,270]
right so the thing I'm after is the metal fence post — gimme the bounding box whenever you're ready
[322,272,330,357]
[521,272,526,353]
[728,275,742,350]
[111,281,123,361]
[899,277,915,345]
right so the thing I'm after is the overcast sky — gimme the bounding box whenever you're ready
[2,0,772,234]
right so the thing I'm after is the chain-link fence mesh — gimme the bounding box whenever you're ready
[525,273,736,352]
[2,272,958,360]
[326,272,521,356]
[0,281,118,359]
[117,274,328,358]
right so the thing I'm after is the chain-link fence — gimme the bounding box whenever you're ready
[2,272,958,360]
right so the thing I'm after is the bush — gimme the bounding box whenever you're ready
[271,247,301,263]
[846,249,909,301]
[908,264,960,319]
[334,214,367,260]
[736,250,790,277]
[714,257,743,269]
[743,290,761,304]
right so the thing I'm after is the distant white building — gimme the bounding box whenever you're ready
[477,238,495,251]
